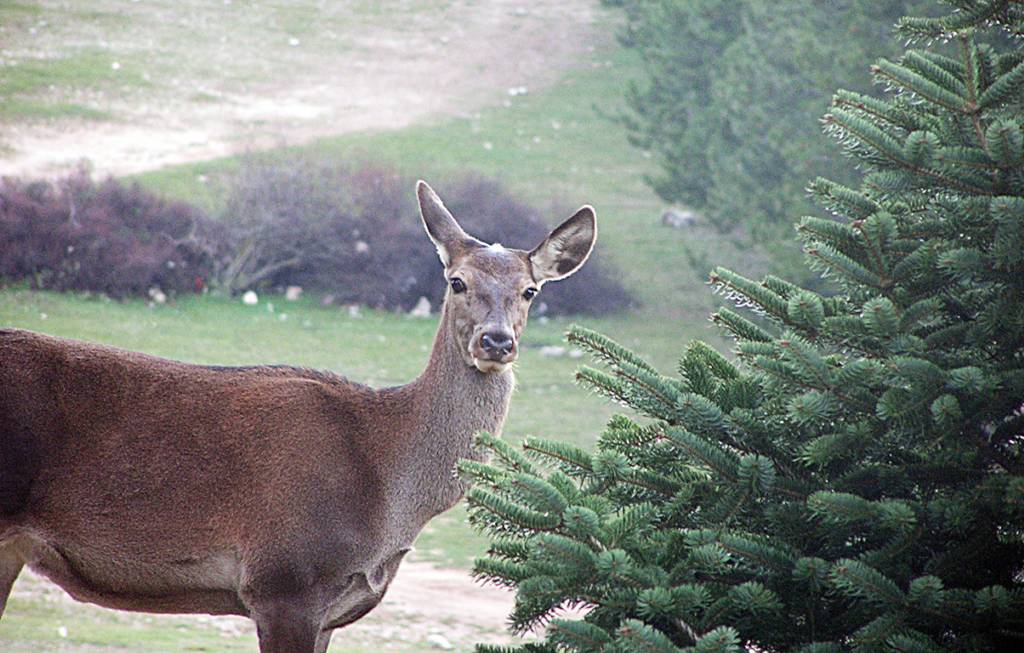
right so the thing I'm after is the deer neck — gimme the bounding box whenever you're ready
[385,301,515,525]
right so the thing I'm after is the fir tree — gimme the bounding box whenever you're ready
[462,3,1024,651]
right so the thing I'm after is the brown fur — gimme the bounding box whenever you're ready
[0,181,596,652]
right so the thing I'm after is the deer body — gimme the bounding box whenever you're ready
[0,313,510,627]
[0,182,596,652]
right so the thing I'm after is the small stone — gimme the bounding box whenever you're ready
[348,304,361,318]
[409,296,432,318]
[57,626,68,638]
[482,141,493,150]
[426,633,453,650]
[279,313,288,321]
[285,286,303,301]
[288,37,300,46]
[661,208,698,228]
[147,287,167,304]
[354,240,370,254]
[242,290,258,305]
[539,345,566,358]
[111,61,121,70]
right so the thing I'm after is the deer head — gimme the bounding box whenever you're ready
[417,180,597,374]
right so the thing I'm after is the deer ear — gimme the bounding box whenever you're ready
[529,206,597,284]
[417,180,474,267]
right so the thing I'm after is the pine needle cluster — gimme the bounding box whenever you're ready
[462,3,1024,652]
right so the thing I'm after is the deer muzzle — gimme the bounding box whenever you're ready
[471,329,517,372]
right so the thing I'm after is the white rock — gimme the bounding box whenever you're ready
[426,633,453,650]
[409,296,431,318]
[539,345,566,358]
[242,290,258,305]
[57,626,68,638]
[354,240,370,254]
[285,286,303,301]
[482,141,493,150]
[347,304,361,318]
[661,208,698,228]
[147,287,167,304]
[288,37,300,46]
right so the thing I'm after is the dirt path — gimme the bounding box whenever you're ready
[1,0,610,178]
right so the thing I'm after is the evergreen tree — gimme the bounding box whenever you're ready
[462,3,1024,651]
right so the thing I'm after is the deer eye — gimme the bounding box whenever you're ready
[450,277,467,294]
[522,287,538,301]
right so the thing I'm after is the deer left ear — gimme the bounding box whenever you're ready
[529,206,597,284]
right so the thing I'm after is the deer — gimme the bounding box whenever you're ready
[0,181,597,652]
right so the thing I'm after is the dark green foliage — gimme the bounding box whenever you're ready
[608,1,932,243]
[464,4,1024,651]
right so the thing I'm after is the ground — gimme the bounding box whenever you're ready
[0,4,614,648]
[1,0,609,178]
[7,561,525,652]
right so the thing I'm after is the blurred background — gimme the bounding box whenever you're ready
[0,1,934,650]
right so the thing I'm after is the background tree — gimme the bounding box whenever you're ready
[464,2,1024,651]
[608,0,932,277]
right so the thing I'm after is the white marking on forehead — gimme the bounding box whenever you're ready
[486,242,506,253]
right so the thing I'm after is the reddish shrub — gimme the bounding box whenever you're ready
[0,169,222,297]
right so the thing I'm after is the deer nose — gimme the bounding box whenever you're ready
[480,331,515,358]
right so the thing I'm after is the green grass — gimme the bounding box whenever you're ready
[0,49,145,121]
[0,98,113,121]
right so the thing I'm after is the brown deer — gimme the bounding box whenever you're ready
[0,181,597,652]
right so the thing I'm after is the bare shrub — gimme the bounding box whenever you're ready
[218,157,632,316]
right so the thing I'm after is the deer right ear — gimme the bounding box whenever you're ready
[417,181,473,267]
[529,205,597,284]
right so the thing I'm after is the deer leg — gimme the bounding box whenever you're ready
[253,602,321,653]
[0,543,24,619]
[314,628,334,653]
